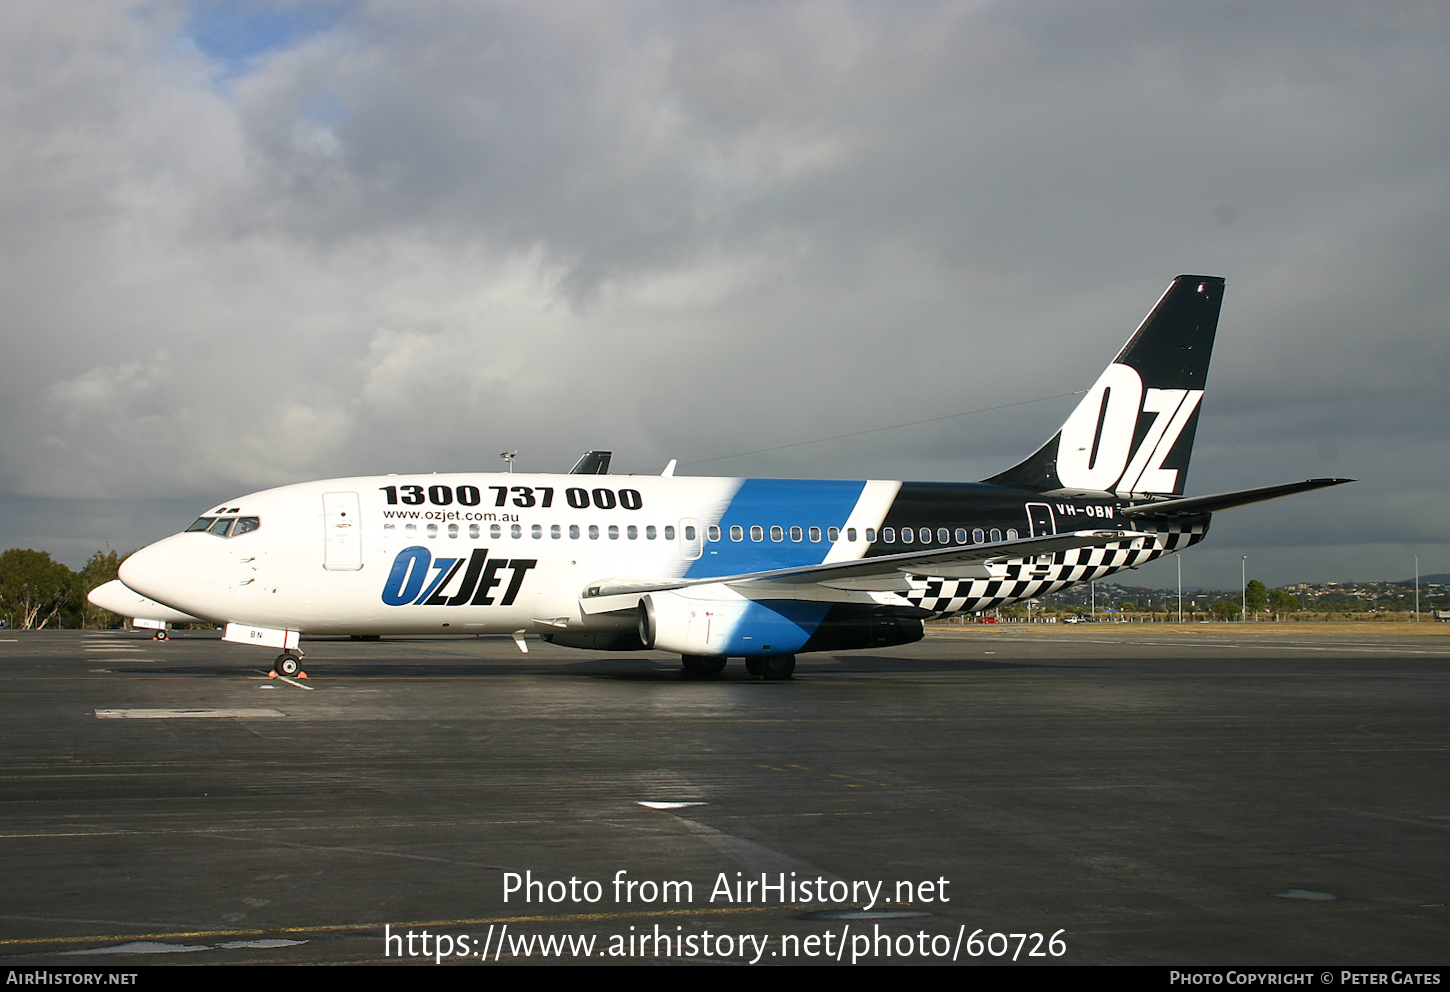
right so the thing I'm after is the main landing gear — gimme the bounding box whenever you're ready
[271,650,306,679]
[681,655,727,679]
[746,654,796,681]
[679,655,796,680]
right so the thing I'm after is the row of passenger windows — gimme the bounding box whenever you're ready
[383,522,1018,544]
[186,516,261,538]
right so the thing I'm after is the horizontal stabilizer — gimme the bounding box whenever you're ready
[1120,478,1354,519]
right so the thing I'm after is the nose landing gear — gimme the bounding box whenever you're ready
[272,650,306,679]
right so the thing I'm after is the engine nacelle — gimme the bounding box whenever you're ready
[638,592,923,657]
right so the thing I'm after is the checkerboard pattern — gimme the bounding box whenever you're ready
[904,517,1209,617]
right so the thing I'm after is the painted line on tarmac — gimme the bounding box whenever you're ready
[0,906,781,950]
[94,708,287,719]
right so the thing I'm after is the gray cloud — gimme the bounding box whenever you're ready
[1,0,1445,585]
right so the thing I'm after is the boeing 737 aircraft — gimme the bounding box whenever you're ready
[95,276,1349,679]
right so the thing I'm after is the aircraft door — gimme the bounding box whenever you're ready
[679,518,704,561]
[1026,502,1056,537]
[323,492,363,570]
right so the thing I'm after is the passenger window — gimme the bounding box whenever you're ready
[608,525,619,540]
[882,528,895,543]
[972,528,984,544]
[511,524,522,539]
[789,526,802,542]
[531,524,542,539]
[731,525,744,542]
[626,525,636,540]
[827,526,840,541]
[769,526,783,542]
[570,524,580,539]
[490,523,502,539]
[469,524,480,539]
[846,528,856,542]
[901,527,914,543]
[865,528,876,542]
[448,523,459,539]
[427,523,438,538]
[589,525,600,540]
[684,526,696,541]
[232,517,260,536]
[551,524,561,539]
[186,517,214,533]
[990,529,1002,542]
[647,525,657,540]
[384,523,396,536]
[406,523,418,535]
[808,527,822,542]
[707,525,720,541]
[919,529,931,546]
[955,528,968,545]
[939,528,951,545]
[1007,528,1019,540]
[208,518,233,537]
[750,526,763,542]
[664,526,675,540]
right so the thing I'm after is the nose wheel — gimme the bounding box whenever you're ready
[272,651,306,678]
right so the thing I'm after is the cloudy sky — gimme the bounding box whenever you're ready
[2,0,1446,590]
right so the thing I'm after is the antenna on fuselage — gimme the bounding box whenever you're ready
[500,450,519,473]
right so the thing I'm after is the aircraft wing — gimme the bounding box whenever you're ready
[583,529,1148,601]
[1120,478,1353,519]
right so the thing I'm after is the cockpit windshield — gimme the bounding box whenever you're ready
[185,516,261,538]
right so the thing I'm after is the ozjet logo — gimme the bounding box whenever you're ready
[382,547,536,607]
[1057,363,1203,493]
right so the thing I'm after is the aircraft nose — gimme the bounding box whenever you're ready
[118,536,192,604]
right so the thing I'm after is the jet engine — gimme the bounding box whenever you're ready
[637,591,922,658]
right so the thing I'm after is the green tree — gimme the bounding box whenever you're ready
[0,549,79,629]
[1211,599,1242,622]
[1267,588,1300,620]
[1245,579,1268,618]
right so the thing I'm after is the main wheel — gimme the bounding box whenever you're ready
[758,654,796,680]
[681,655,727,678]
[275,653,301,677]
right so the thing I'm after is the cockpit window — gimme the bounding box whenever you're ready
[186,515,261,537]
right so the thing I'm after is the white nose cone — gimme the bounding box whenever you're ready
[87,579,207,624]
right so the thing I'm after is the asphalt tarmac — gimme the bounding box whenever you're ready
[2,623,1448,966]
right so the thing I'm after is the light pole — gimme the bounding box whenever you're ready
[1415,555,1420,622]
[1242,556,1247,622]
[500,450,518,473]
[1177,555,1183,624]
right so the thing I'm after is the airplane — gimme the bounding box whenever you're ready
[98,275,1350,680]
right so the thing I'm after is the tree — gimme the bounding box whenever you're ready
[1211,599,1242,622]
[1268,588,1300,620]
[0,549,79,629]
[1245,579,1268,618]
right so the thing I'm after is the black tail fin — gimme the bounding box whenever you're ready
[985,275,1225,496]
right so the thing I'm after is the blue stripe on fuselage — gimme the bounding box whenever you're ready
[686,478,867,578]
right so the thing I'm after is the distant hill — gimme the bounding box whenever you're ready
[1399,573,1450,586]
